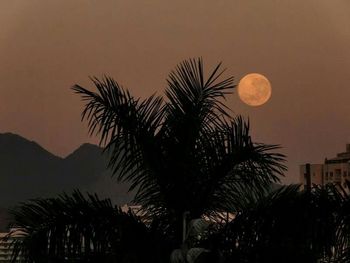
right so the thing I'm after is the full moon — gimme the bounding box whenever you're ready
[238,73,272,106]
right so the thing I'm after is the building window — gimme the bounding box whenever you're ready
[325,172,328,180]
[330,172,333,177]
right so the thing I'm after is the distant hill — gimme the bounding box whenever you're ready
[0,133,133,230]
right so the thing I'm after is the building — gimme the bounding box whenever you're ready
[0,231,23,263]
[0,233,11,263]
[300,144,350,190]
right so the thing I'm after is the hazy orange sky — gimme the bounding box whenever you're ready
[1,1,350,183]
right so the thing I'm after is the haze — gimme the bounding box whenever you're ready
[1,0,350,183]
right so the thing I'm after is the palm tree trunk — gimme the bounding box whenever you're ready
[182,211,190,243]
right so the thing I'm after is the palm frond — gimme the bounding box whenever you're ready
[72,77,165,183]
[6,190,167,263]
[214,184,347,263]
[164,58,235,141]
[188,116,286,214]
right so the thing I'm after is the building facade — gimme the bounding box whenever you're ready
[300,144,350,189]
[0,232,22,263]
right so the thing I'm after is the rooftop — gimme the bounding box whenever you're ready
[325,144,350,164]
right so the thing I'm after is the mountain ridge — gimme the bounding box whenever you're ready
[0,132,133,230]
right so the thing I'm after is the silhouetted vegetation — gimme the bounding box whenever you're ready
[213,183,350,263]
[6,59,350,262]
[7,191,171,263]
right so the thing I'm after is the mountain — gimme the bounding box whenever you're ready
[0,133,133,230]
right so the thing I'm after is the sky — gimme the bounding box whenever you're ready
[0,0,350,183]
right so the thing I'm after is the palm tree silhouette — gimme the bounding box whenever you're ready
[73,58,285,243]
[7,58,286,262]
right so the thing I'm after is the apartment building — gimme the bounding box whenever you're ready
[300,144,350,189]
[0,232,23,263]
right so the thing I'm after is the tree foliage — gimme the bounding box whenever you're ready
[213,183,350,263]
[7,191,171,263]
[72,58,285,239]
[6,58,296,262]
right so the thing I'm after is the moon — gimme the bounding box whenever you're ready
[238,73,272,106]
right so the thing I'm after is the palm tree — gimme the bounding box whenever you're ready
[7,58,286,262]
[214,183,350,263]
[72,58,285,242]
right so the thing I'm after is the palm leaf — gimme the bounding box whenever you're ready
[6,190,168,263]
